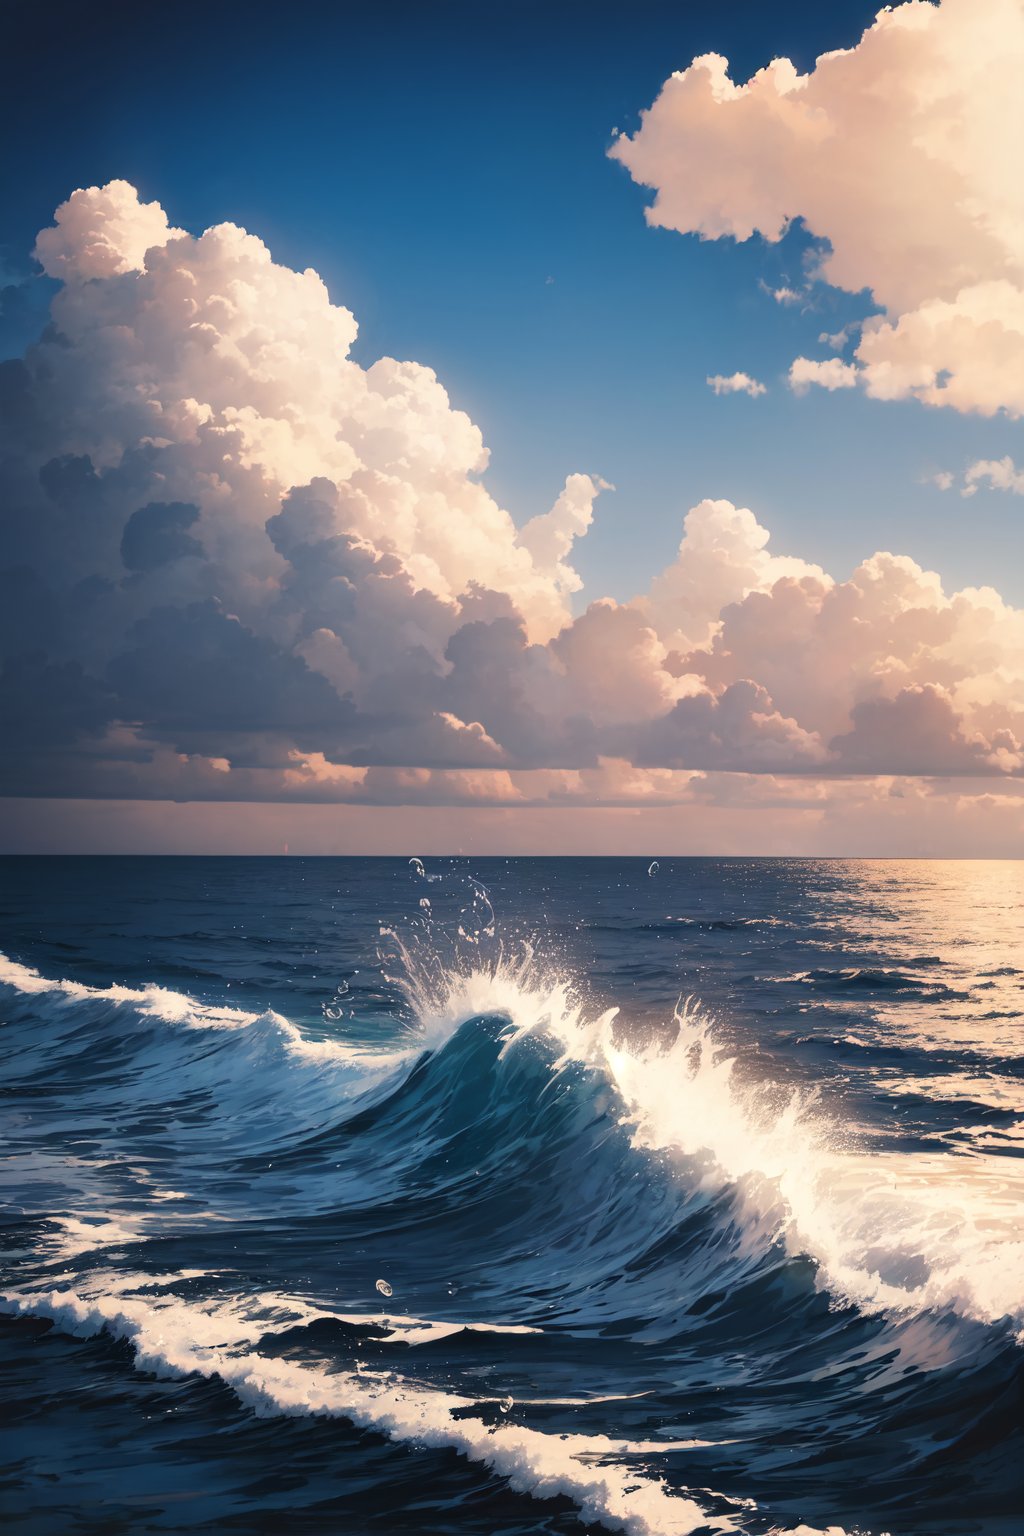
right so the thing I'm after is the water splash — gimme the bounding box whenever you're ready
[322,978,351,1021]
[371,932,1024,1335]
[6,932,1023,1335]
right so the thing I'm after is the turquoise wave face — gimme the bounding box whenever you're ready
[1,855,1022,1536]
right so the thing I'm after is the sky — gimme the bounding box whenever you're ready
[1,0,1022,855]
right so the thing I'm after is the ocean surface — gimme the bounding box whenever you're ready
[1,855,1022,1536]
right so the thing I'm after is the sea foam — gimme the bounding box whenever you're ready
[0,1283,743,1536]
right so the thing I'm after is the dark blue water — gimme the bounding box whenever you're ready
[1,856,1022,1536]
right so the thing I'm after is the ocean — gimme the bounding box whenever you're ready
[0,855,1021,1536]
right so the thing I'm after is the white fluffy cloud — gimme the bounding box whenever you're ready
[2,181,1024,812]
[931,455,1024,496]
[641,499,827,654]
[707,371,767,397]
[684,547,1024,770]
[34,179,186,282]
[611,0,1024,417]
[27,181,599,643]
[963,456,1024,496]
[788,357,859,393]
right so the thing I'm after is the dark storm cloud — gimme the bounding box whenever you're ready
[120,501,204,572]
[107,602,355,743]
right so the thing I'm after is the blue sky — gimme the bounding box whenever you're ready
[2,0,1020,606]
[1,0,1023,854]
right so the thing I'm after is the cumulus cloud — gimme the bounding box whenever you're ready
[517,472,609,598]
[818,327,853,351]
[830,684,1008,775]
[929,455,1024,497]
[788,357,859,393]
[706,371,767,397]
[17,181,599,638]
[120,501,204,571]
[963,456,1024,496]
[2,181,1023,812]
[34,179,186,282]
[611,0,1024,417]
[641,499,827,655]
[631,680,827,772]
[681,549,1024,775]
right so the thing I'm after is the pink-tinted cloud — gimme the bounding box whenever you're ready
[2,181,1023,830]
[611,0,1024,417]
[706,371,767,398]
[3,779,1023,857]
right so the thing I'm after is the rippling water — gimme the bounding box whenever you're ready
[1,856,1022,1536]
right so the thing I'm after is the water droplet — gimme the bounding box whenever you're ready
[499,1396,513,1413]
[648,860,660,877]
[409,857,425,878]
[375,1277,393,1297]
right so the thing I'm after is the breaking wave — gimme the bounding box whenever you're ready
[2,910,1022,1536]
